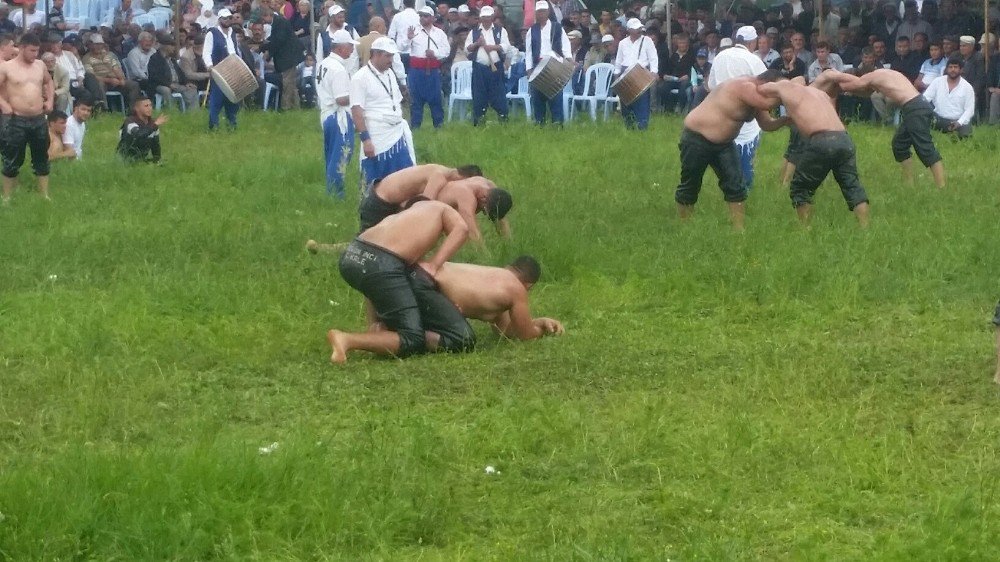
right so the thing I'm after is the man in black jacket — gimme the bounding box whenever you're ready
[147,37,198,110]
[261,0,304,110]
[118,97,167,163]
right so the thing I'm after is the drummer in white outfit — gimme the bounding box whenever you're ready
[614,18,658,130]
[350,37,416,194]
[316,5,361,74]
[706,25,768,191]
[524,1,571,125]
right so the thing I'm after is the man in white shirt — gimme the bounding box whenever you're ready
[202,8,242,130]
[924,57,975,138]
[9,0,45,30]
[465,5,510,125]
[707,25,767,192]
[614,18,658,130]
[63,97,92,159]
[403,6,449,128]
[387,0,421,57]
[316,4,361,70]
[318,30,358,199]
[351,37,416,193]
[915,41,946,92]
[524,1,571,125]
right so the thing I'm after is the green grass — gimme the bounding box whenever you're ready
[1,107,999,560]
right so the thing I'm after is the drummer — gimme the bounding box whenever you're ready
[202,7,242,131]
[524,0,570,126]
[614,18,658,130]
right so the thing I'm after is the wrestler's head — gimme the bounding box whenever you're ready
[455,164,482,178]
[755,69,786,83]
[509,255,541,288]
[482,188,513,222]
[17,33,40,63]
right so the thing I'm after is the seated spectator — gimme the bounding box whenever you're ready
[790,32,813,65]
[297,52,317,108]
[179,34,210,92]
[807,41,844,82]
[47,111,77,161]
[770,43,807,80]
[915,41,946,92]
[912,32,929,59]
[887,36,922,82]
[118,97,167,163]
[42,52,71,112]
[584,33,614,69]
[83,35,142,109]
[0,5,16,34]
[662,33,695,113]
[54,34,105,111]
[688,47,712,109]
[291,0,312,52]
[837,28,861,67]
[755,32,780,67]
[841,46,877,121]
[923,57,975,138]
[64,97,92,159]
[147,36,199,110]
[126,31,157,95]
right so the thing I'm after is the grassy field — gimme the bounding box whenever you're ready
[1,107,999,560]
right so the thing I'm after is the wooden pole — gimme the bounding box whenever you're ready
[817,0,824,41]
[665,0,671,52]
[984,0,990,73]
[176,0,182,34]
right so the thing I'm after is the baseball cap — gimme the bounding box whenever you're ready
[601,33,613,43]
[625,17,643,31]
[457,4,469,12]
[217,8,233,18]
[959,35,975,45]
[567,29,582,39]
[371,36,399,54]
[479,5,494,17]
[696,47,708,57]
[62,33,79,44]
[535,1,550,10]
[735,25,757,41]
[331,29,358,45]
[418,6,434,16]
[328,4,344,16]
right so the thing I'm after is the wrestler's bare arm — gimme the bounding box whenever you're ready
[424,205,469,275]
[496,289,563,340]
[455,193,484,243]
[0,66,10,114]
[42,63,54,112]
[741,81,780,111]
[755,110,788,132]
[422,171,449,200]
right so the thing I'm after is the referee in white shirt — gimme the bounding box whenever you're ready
[707,25,767,191]
[614,18,658,130]
[923,57,975,138]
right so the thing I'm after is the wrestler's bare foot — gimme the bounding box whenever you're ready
[306,239,319,254]
[327,329,348,364]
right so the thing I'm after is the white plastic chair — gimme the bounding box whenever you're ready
[155,92,186,111]
[105,91,125,112]
[506,76,531,120]
[561,74,575,121]
[447,61,472,121]
[569,63,614,121]
[263,82,280,110]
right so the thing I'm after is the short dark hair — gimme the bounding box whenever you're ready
[48,110,68,123]
[861,46,874,57]
[19,33,40,47]
[403,0,414,7]
[484,188,512,222]
[780,43,794,52]
[756,69,785,82]
[456,164,482,178]
[929,41,942,49]
[510,255,541,284]
[814,40,830,50]
[134,95,152,106]
[73,95,94,108]
[947,55,964,68]
[0,33,13,47]
[896,35,910,43]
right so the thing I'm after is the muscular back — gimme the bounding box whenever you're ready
[374,164,454,203]
[684,79,770,143]
[0,59,47,115]
[359,200,461,262]
[763,81,844,136]
[434,262,522,322]
[857,68,919,105]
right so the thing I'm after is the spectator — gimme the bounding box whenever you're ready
[118,97,167,163]
[769,43,807,80]
[48,0,68,39]
[872,38,888,66]
[896,1,931,44]
[179,34,210,92]
[584,33,613,69]
[923,57,975,138]
[688,47,712,107]
[0,5,16,35]
[298,52,317,108]
[790,32,813,65]
[838,28,862,67]
[755,32,780,67]
[64,97,92,159]
[915,40,946,91]
[147,36,199,111]
[662,33,695,113]
[887,36,922,82]
[358,15,407,86]
[842,46,878,120]
[807,41,844,82]
[957,34,986,111]
[9,0,45,30]
[83,35,142,109]
[874,2,900,46]
[126,31,157,95]
[291,0,312,51]
[317,5,361,70]
[42,51,71,112]
[912,32,929,59]
[53,35,104,110]
[47,111,77,161]
[262,0,306,110]
[702,31,720,63]
[388,0,421,57]
[113,0,145,28]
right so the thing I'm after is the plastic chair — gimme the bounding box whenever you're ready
[561,74,575,121]
[105,91,125,112]
[506,76,532,120]
[447,61,472,121]
[569,63,614,121]
[155,92,186,111]
[263,83,279,110]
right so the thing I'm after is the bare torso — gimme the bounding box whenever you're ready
[770,81,844,136]
[358,201,451,262]
[373,164,454,203]
[0,58,47,115]
[434,262,518,322]
[436,176,487,213]
[858,68,919,105]
[684,79,758,143]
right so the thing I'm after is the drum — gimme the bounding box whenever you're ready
[210,55,257,103]
[611,64,657,106]
[528,56,576,99]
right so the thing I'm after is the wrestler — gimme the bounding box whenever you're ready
[0,33,54,203]
[329,198,474,363]
[781,73,837,186]
[838,68,945,188]
[675,70,789,230]
[758,79,871,227]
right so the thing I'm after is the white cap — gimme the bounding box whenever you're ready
[720,37,733,47]
[328,4,343,16]
[371,36,399,54]
[331,29,358,45]
[535,1,549,10]
[479,5,494,17]
[601,33,613,42]
[217,8,233,17]
[735,25,757,41]
[448,7,457,12]
[418,6,434,15]
[89,34,106,44]
[625,17,643,31]
[567,29,582,39]
[457,4,469,12]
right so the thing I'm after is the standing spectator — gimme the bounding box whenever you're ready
[525,1,570,125]
[318,29,358,198]
[317,4,360,72]
[83,35,142,110]
[350,37,415,192]
[113,0,145,28]
[614,18,657,130]
[262,0,305,110]
[126,31,157,95]
[923,57,975,138]
[896,1,931,44]
[290,0,312,52]
[874,2,901,46]
[42,52,71,112]
[47,111,77,161]
[64,97,92,159]
[347,0,368,34]
[388,0,421,63]
[404,6,449,129]
[148,36,199,110]
[358,15,407,85]
[466,5,510,125]
[48,0,68,39]
[203,9,243,128]
[807,41,844,82]
[117,97,167,163]
[9,0,45,31]
[915,40,946,91]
